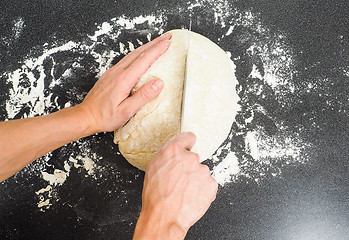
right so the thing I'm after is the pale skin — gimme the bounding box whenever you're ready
[0,33,218,239]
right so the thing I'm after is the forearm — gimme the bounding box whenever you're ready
[133,209,187,240]
[0,105,94,181]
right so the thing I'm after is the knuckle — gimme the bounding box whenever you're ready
[139,85,154,101]
[192,153,200,163]
[112,71,127,83]
[166,143,182,156]
[201,164,210,174]
[186,153,200,168]
[139,51,148,60]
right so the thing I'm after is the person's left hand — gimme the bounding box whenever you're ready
[78,33,171,133]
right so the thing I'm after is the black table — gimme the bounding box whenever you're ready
[2,0,349,239]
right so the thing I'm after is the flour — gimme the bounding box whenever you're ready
[3,14,165,120]
[3,14,164,211]
[212,152,240,186]
[68,153,97,176]
[4,41,79,119]
[34,139,105,211]
[42,168,70,186]
[245,130,306,161]
[190,1,311,185]
[1,17,25,47]
[35,185,53,211]
[88,22,113,42]
[114,15,163,30]
[12,17,25,41]
[2,0,313,211]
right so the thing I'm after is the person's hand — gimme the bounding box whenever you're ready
[77,33,171,133]
[133,132,218,240]
[0,33,171,182]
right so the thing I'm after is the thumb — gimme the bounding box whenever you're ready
[117,78,164,123]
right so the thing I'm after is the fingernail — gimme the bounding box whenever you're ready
[152,79,164,92]
[160,32,171,39]
[159,40,170,46]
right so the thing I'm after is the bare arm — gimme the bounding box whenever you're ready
[0,106,92,181]
[0,33,171,182]
[1,32,217,240]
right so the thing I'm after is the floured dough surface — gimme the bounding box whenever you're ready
[114,29,239,171]
[181,30,239,162]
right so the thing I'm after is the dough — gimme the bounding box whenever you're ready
[114,29,239,171]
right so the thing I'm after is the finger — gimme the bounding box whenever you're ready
[208,176,218,202]
[114,33,172,69]
[184,151,200,164]
[200,165,218,201]
[183,151,201,170]
[116,78,164,124]
[171,132,196,151]
[123,40,171,88]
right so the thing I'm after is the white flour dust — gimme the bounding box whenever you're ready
[5,41,79,119]
[198,2,311,186]
[212,152,240,186]
[1,17,25,47]
[4,15,165,120]
[245,130,306,162]
[3,0,312,211]
[35,139,103,211]
[3,14,166,211]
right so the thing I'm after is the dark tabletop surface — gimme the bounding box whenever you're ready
[1,0,349,239]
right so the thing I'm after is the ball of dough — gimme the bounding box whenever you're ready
[114,29,239,171]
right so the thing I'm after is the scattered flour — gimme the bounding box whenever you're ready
[12,17,25,41]
[1,17,25,47]
[114,15,163,30]
[212,152,240,186]
[88,22,113,42]
[5,41,79,119]
[2,0,313,209]
[34,139,104,211]
[245,130,306,162]
[3,14,165,120]
[195,1,311,185]
[35,185,53,210]
[3,14,165,211]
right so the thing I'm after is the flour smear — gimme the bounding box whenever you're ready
[2,0,312,211]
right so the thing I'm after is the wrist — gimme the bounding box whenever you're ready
[64,104,98,137]
[134,209,187,240]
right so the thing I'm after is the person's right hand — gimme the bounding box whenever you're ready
[133,132,218,240]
